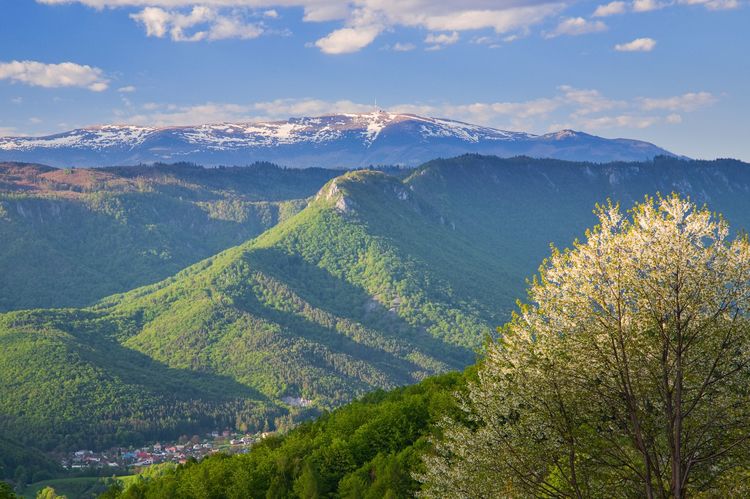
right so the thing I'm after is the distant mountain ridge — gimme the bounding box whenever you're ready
[0,111,677,167]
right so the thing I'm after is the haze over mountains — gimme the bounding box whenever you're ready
[0,112,677,168]
[1,155,749,459]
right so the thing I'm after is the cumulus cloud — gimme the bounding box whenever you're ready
[130,6,263,41]
[112,87,717,136]
[593,1,628,16]
[118,85,137,92]
[545,17,607,38]
[615,37,657,51]
[632,0,669,12]
[0,60,109,91]
[38,0,567,53]
[666,113,682,123]
[425,31,459,50]
[36,0,748,54]
[315,26,382,54]
[577,114,662,129]
[594,0,741,16]
[679,0,741,9]
[638,91,717,111]
[118,98,375,126]
[390,42,416,52]
[558,85,625,116]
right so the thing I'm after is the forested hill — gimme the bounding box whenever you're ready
[1,155,749,457]
[403,155,750,308]
[0,435,59,485]
[99,155,750,498]
[0,162,340,311]
[104,371,469,499]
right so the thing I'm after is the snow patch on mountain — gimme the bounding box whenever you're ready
[0,111,679,167]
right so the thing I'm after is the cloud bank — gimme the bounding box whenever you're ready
[112,87,718,135]
[0,60,109,91]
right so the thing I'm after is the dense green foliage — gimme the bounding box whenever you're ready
[0,162,338,311]
[105,372,466,499]
[0,481,17,499]
[421,197,750,497]
[405,155,750,312]
[2,155,750,463]
[20,477,117,499]
[0,435,58,484]
[0,172,479,451]
[0,305,291,451]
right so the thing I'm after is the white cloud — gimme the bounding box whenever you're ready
[666,113,682,123]
[638,91,717,111]
[595,0,742,16]
[558,85,625,115]
[679,0,741,9]
[578,114,661,129]
[391,42,416,52]
[615,37,657,51]
[208,14,264,39]
[118,85,137,92]
[0,60,109,91]
[39,1,566,54]
[409,4,564,33]
[425,31,459,50]
[130,6,170,37]
[632,0,668,12]
[130,6,263,41]
[593,1,628,16]
[315,25,382,54]
[545,17,607,38]
[112,87,716,135]
[119,98,375,126]
[36,0,748,55]
[11,97,23,104]
[425,32,459,45]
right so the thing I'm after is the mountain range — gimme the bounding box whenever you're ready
[1,155,749,458]
[0,112,677,168]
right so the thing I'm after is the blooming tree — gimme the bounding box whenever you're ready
[419,196,750,498]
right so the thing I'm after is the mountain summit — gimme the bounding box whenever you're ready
[0,111,677,167]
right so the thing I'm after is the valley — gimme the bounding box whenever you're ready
[2,155,749,471]
[3,4,745,495]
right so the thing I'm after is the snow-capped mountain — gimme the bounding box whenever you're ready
[0,112,677,168]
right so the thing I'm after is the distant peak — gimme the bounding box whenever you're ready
[543,129,583,140]
[0,113,678,167]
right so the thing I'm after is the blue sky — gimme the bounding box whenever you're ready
[0,0,748,160]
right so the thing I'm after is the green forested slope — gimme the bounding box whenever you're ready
[100,156,750,498]
[405,155,750,314]
[104,371,467,499]
[2,156,750,458]
[0,171,481,451]
[0,435,59,484]
[0,162,338,311]
[0,307,284,451]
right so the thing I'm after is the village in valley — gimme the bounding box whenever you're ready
[61,429,275,472]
